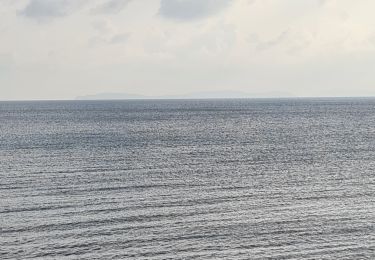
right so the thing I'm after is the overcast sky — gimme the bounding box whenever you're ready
[1,0,375,100]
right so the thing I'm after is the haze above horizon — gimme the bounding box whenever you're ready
[1,0,375,101]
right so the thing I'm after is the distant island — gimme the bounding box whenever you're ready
[76,90,293,100]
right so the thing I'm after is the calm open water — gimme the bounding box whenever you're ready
[1,99,375,259]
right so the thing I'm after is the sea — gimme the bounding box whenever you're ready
[1,98,374,259]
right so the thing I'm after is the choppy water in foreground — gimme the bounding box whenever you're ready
[1,99,375,259]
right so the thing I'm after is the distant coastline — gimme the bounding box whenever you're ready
[3,95,375,102]
[76,90,294,100]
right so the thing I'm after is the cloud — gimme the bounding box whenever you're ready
[91,0,132,15]
[92,20,114,34]
[18,0,85,20]
[249,31,289,52]
[159,0,232,20]
[188,23,236,55]
[88,33,130,47]
[110,33,130,44]
[0,53,14,73]
[4,0,375,100]
[317,0,330,6]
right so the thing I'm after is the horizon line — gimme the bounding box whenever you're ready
[2,95,375,102]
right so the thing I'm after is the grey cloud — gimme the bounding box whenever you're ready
[247,0,256,5]
[92,20,113,34]
[91,0,132,15]
[188,23,236,54]
[338,11,350,22]
[88,33,130,47]
[249,30,311,55]
[0,53,14,72]
[256,31,289,51]
[19,0,85,20]
[247,33,259,44]
[110,33,130,44]
[88,36,107,47]
[286,42,311,55]
[369,34,375,45]
[318,0,330,6]
[159,0,232,20]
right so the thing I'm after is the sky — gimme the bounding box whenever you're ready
[1,0,375,100]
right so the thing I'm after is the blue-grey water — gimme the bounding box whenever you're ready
[1,99,374,259]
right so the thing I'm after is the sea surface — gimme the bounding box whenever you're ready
[1,98,374,259]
